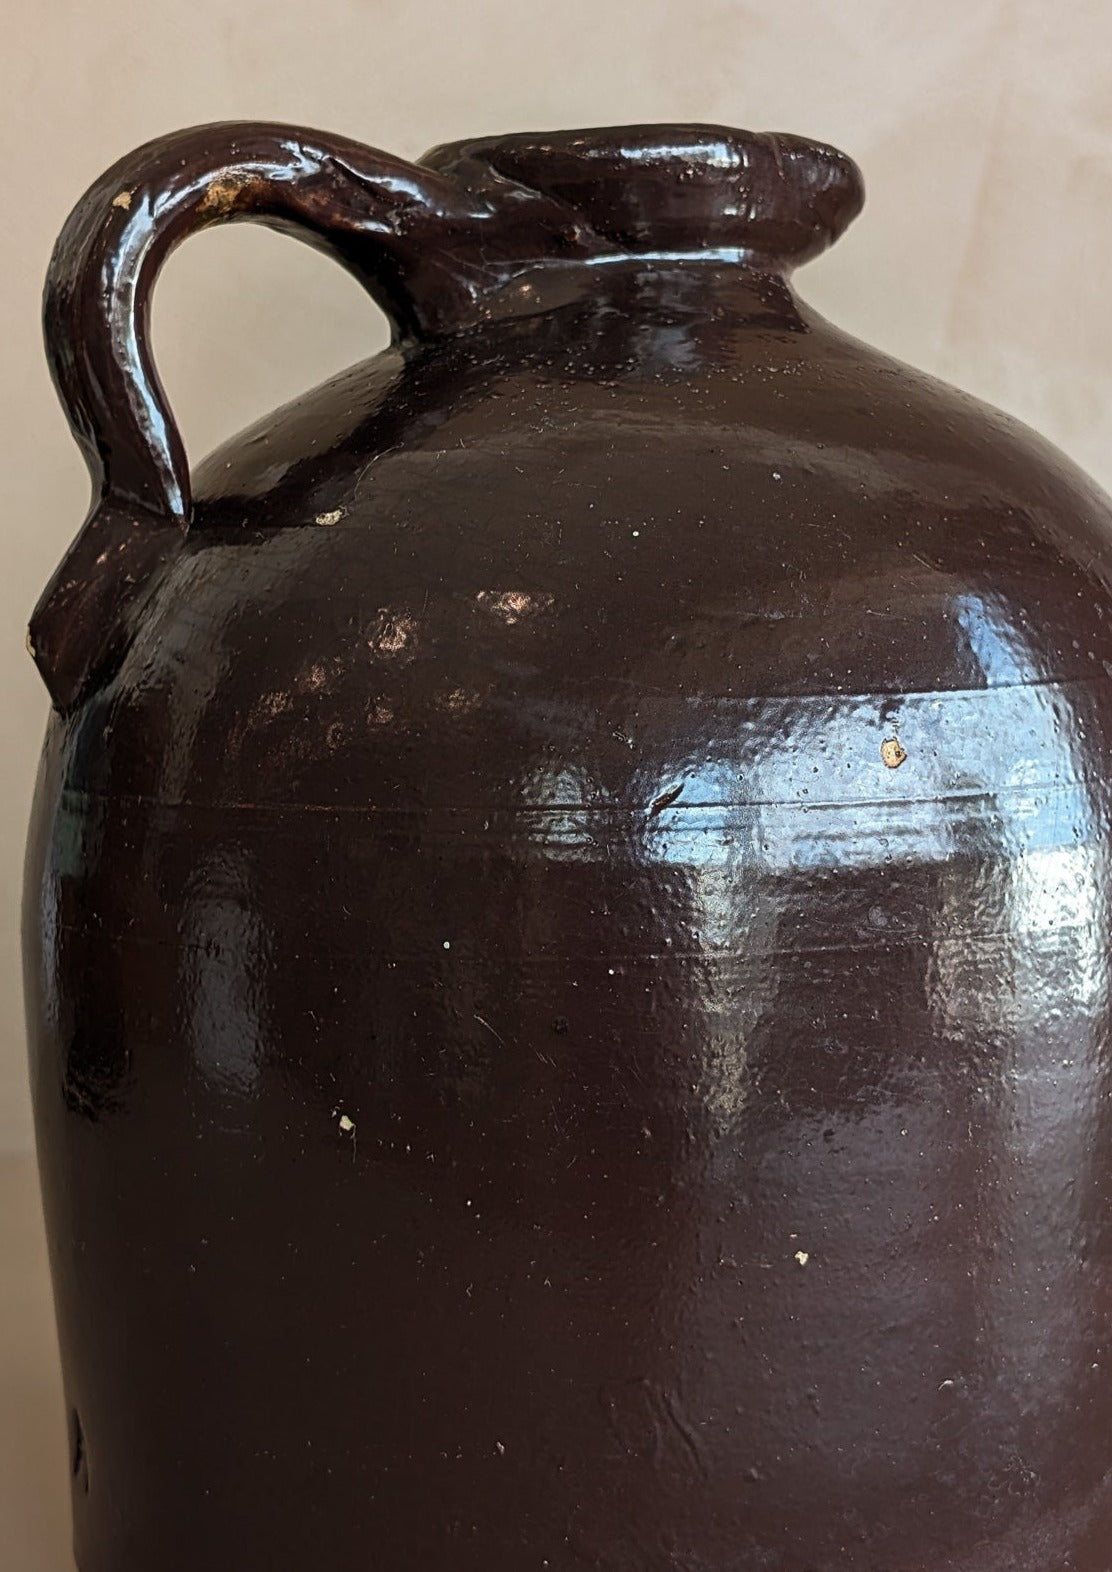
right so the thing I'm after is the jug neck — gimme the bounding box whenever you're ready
[469,254,812,336]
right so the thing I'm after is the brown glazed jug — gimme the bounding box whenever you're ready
[24,120,1112,1571]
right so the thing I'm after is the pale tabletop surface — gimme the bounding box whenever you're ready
[1,1152,73,1568]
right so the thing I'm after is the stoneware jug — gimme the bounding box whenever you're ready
[25,120,1112,1571]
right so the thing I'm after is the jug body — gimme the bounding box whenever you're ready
[25,121,1112,1570]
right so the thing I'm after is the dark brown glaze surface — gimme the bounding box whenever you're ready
[24,122,1112,1570]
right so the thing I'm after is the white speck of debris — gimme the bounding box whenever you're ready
[772,471,782,481]
[608,968,615,975]
[315,509,344,526]
[338,1114,355,1134]
[632,529,640,537]
[443,940,451,950]
[794,1250,810,1267]
[939,1378,955,1390]
[495,1441,506,1455]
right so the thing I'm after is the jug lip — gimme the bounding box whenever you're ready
[421,122,864,271]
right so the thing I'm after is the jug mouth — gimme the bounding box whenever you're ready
[421,122,864,270]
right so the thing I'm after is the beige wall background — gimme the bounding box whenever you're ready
[2,0,1112,1150]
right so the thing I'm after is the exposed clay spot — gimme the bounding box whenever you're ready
[198,176,258,219]
[441,687,480,715]
[337,1113,355,1134]
[112,189,133,210]
[315,509,344,527]
[25,628,35,659]
[368,612,418,656]
[257,690,292,719]
[476,589,554,624]
[299,662,330,692]
[795,1250,810,1266]
[881,737,907,769]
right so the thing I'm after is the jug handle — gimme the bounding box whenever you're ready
[31,121,488,712]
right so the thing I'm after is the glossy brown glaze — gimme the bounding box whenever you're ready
[24,121,1112,1570]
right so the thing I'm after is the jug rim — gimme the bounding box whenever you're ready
[422,122,865,269]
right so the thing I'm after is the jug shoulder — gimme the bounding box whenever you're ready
[51,312,1112,816]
